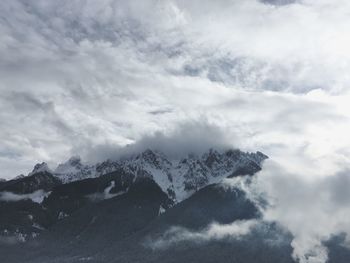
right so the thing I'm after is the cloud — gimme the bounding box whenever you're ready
[260,0,298,5]
[0,190,49,203]
[147,167,350,262]
[1,0,350,179]
[242,161,350,263]
[82,121,234,162]
[147,219,258,250]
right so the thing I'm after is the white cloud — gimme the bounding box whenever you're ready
[148,219,258,250]
[0,190,50,203]
[235,162,350,263]
[2,0,350,178]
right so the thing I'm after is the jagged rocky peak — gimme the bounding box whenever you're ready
[16,148,268,202]
[14,174,25,180]
[136,149,172,169]
[1,164,60,195]
[67,155,82,167]
[55,155,82,172]
[95,159,119,175]
[54,155,95,183]
[255,151,269,162]
[28,162,52,176]
[203,148,221,168]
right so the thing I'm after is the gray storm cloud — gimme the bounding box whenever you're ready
[1,1,350,262]
[82,121,234,162]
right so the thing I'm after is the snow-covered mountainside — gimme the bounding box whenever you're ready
[48,149,267,202]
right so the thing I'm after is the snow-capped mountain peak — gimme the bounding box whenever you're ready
[1,148,268,245]
[28,162,52,176]
[135,149,172,170]
[55,155,82,174]
[54,156,95,183]
[26,148,267,202]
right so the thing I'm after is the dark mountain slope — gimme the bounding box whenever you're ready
[146,182,260,231]
[1,177,171,263]
[2,176,347,263]
[1,178,295,263]
[42,169,137,220]
[0,171,61,194]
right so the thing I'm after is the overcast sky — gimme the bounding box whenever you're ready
[0,0,350,262]
[1,0,350,177]
[1,0,350,262]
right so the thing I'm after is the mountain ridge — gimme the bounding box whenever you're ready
[26,148,268,203]
[0,148,267,245]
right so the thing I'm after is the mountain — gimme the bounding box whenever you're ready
[0,170,60,195]
[0,148,348,263]
[0,148,266,243]
[0,169,62,242]
[53,148,268,202]
[2,178,346,263]
[3,179,293,263]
